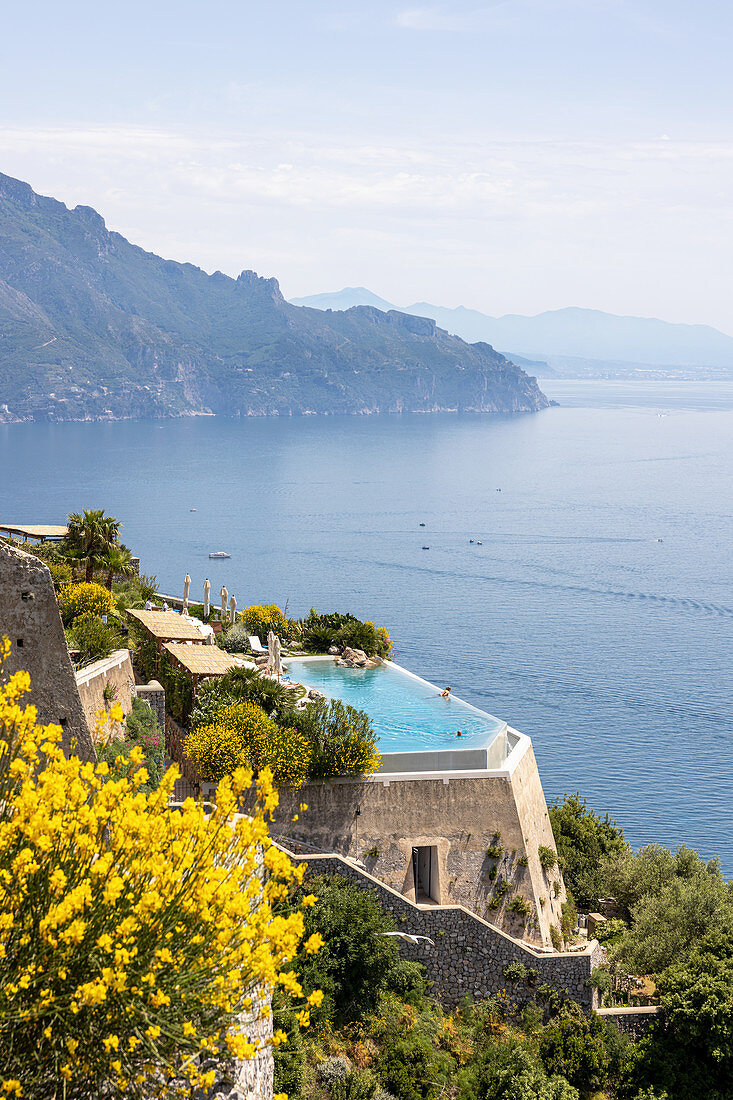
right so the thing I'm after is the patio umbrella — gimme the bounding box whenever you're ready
[183,573,191,613]
[273,633,282,678]
[220,586,228,622]
[229,595,237,624]
[267,630,275,665]
[203,578,211,619]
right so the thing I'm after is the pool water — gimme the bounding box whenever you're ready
[283,658,505,754]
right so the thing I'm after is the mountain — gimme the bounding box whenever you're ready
[0,175,548,423]
[290,287,395,312]
[292,290,733,375]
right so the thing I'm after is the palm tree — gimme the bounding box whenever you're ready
[66,509,122,583]
[103,543,136,590]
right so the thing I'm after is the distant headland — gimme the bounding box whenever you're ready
[0,173,548,424]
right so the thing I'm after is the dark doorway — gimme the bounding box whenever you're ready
[412,846,437,903]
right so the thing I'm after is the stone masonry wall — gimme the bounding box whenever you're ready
[75,648,135,734]
[283,849,604,1011]
[268,753,566,948]
[0,541,95,761]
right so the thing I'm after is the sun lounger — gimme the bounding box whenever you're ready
[248,635,268,655]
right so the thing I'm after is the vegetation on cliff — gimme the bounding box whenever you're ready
[0,172,549,423]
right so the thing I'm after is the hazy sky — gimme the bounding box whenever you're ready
[2,1,733,330]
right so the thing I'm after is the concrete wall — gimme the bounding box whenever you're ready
[75,648,135,736]
[282,848,603,1011]
[0,541,95,761]
[268,734,565,948]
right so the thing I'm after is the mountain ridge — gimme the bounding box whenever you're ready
[290,289,733,373]
[0,174,549,423]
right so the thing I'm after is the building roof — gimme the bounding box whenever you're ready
[126,608,209,642]
[0,523,69,541]
[163,643,246,677]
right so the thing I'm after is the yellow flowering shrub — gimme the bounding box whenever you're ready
[184,702,311,788]
[59,581,115,622]
[0,638,315,1098]
[240,604,289,640]
[375,625,394,658]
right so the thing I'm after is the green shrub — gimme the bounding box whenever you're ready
[509,895,532,918]
[272,989,305,1097]
[486,844,503,859]
[538,1004,611,1096]
[548,792,626,911]
[539,845,559,871]
[218,622,252,654]
[67,612,125,665]
[288,875,426,1026]
[300,609,392,657]
[518,854,529,868]
[595,918,626,945]
[550,924,563,951]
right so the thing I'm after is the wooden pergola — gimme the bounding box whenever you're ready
[0,523,69,543]
[163,643,249,694]
[126,608,210,671]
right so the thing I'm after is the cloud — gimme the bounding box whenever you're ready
[395,5,504,31]
[1,125,733,326]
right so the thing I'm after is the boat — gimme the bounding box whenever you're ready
[422,546,430,550]
[208,551,231,559]
[419,522,426,527]
[190,508,197,512]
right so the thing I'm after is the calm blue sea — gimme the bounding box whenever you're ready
[3,380,732,872]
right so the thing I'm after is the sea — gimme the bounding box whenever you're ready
[3,379,732,873]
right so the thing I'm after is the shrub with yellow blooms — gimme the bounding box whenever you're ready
[59,581,116,623]
[240,604,289,641]
[184,701,311,788]
[0,637,318,1098]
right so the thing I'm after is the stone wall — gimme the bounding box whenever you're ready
[597,1006,662,1040]
[75,648,135,734]
[0,541,95,761]
[267,739,566,948]
[281,848,604,1011]
[136,679,166,733]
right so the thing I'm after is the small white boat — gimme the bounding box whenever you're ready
[208,551,231,559]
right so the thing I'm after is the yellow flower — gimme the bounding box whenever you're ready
[305,932,324,954]
[102,1035,119,1052]
[307,989,324,1007]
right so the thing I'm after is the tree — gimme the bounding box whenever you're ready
[289,874,425,1026]
[66,509,122,583]
[548,793,626,911]
[538,1005,611,1097]
[103,543,136,590]
[457,1038,580,1100]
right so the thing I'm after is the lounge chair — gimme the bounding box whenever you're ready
[248,635,268,655]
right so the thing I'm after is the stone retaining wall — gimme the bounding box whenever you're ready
[75,649,135,733]
[597,1006,662,1040]
[282,848,604,1011]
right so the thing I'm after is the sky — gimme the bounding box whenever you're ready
[2,0,733,331]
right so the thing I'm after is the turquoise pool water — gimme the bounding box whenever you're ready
[283,658,505,754]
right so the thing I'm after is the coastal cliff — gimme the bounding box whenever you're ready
[0,173,549,422]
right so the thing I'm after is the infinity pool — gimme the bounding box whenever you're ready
[283,657,506,762]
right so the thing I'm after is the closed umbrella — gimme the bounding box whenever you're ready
[220,586,228,622]
[273,633,282,678]
[183,573,191,613]
[229,595,237,624]
[267,630,275,666]
[203,578,211,620]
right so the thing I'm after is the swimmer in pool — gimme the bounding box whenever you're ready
[440,686,452,698]
[456,730,462,737]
